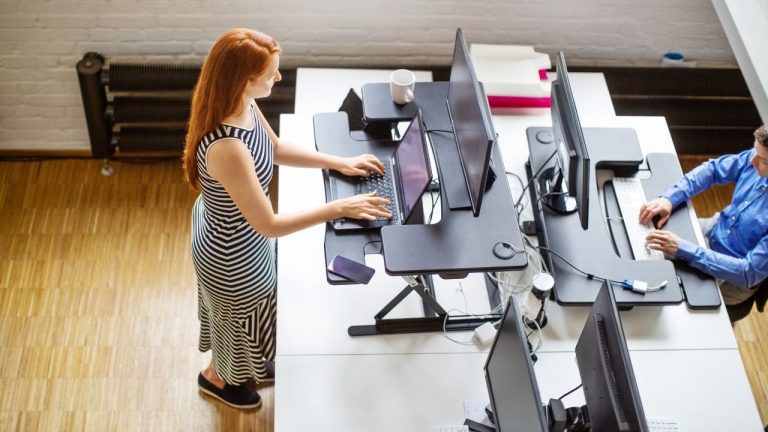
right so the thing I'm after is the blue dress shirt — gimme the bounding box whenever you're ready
[661,149,768,288]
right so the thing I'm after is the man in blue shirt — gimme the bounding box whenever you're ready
[639,125,768,306]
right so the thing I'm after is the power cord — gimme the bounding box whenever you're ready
[558,383,583,400]
[524,314,544,355]
[426,128,454,135]
[505,170,528,215]
[513,149,559,212]
[533,243,668,294]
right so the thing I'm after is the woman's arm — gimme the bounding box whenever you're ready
[207,138,391,238]
[253,103,384,176]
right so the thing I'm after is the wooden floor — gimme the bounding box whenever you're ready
[0,159,272,430]
[0,157,766,430]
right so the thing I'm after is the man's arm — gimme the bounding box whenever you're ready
[661,150,752,208]
[675,234,768,289]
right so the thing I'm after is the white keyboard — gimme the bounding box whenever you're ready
[647,417,681,431]
[431,426,468,432]
[611,177,665,261]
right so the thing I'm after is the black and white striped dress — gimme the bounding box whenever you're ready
[191,108,276,385]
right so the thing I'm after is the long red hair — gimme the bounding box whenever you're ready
[183,28,281,190]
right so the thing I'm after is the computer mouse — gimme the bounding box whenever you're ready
[652,214,662,229]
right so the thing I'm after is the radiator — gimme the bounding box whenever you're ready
[76,52,199,158]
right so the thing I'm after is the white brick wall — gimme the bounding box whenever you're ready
[0,0,735,152]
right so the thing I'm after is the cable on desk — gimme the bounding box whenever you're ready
[427,179,441,224]
[514,149,559,212]
[426,128,455,135]
[522,236,549,274]
[533,244,668,294]
[440,308,484,346]
[487,240,548,315]
[533,244,607,282]
[524,314,544,355]
[558,383,583,400]
[505,171,528,215]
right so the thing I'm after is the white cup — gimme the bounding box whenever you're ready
[390,69,415,105]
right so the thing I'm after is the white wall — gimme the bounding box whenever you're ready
[0,0,736,151]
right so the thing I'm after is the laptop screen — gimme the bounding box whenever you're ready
[394,114,432,220]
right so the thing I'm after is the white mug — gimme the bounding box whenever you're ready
[390,69,415,105]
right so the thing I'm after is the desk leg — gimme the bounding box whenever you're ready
[348,275,501,336]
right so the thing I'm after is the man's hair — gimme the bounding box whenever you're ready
[755,125,768,148]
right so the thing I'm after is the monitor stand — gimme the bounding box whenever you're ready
[538,166,577,215]
[463,399,583,432]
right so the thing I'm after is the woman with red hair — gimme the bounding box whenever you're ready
[183,28,391,409]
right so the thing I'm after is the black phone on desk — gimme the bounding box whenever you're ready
[327,255,376,284]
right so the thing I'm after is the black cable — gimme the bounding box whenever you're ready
[514,149,559,211]
[521,236,550,274]
[532,244,605,282]
[505,171,527,214]
[427,180,441,224]
[558,383,583,400]
[426,128,454,135]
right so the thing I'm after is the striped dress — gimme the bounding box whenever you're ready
[191,107,276,385]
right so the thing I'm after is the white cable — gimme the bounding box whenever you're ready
[441,308,480,345]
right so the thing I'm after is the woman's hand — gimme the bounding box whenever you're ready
[335,154,385,177]
[638,197,673,228]
[645,230,680,256]
[335,192,392,221]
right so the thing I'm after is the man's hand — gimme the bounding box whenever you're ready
[335,154,385,177]
[645,230,680,256]
[639,197,673,228]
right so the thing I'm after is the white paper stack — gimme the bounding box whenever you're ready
[470,44,552,108]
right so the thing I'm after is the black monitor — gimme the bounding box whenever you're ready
[484,280,651,431]
[484,297,548,432]
[447,27,497,217]
[538,52,591,229]
[576,280,648,431]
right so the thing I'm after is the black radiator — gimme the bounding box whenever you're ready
[76,52,199,158]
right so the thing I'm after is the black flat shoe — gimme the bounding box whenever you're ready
[197,373,262,409]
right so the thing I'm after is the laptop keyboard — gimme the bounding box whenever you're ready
[357,168,400,224]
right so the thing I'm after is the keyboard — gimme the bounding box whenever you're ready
[431,426,469,432]
[647,417,681,431]
[611,177,664,261]
[356,164,400,224]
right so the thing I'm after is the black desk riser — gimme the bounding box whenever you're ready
[526,126,721,309]
[313,82,528,335]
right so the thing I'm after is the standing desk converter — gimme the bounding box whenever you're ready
[312,81,528,334]
[526,126,721,308]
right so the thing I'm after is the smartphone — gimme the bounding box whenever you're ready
[327,255,375,284]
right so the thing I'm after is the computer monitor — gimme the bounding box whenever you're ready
[484,297,548,432]
[447,27,497,217]
[538,52,591,229]
[575,280,648,432]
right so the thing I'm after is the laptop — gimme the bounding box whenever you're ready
[326,112,433,231]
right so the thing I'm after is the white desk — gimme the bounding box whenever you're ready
[274,69,761,431]
[294,67,433,115]
[276,113,737,356]
[276,350,760,431]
